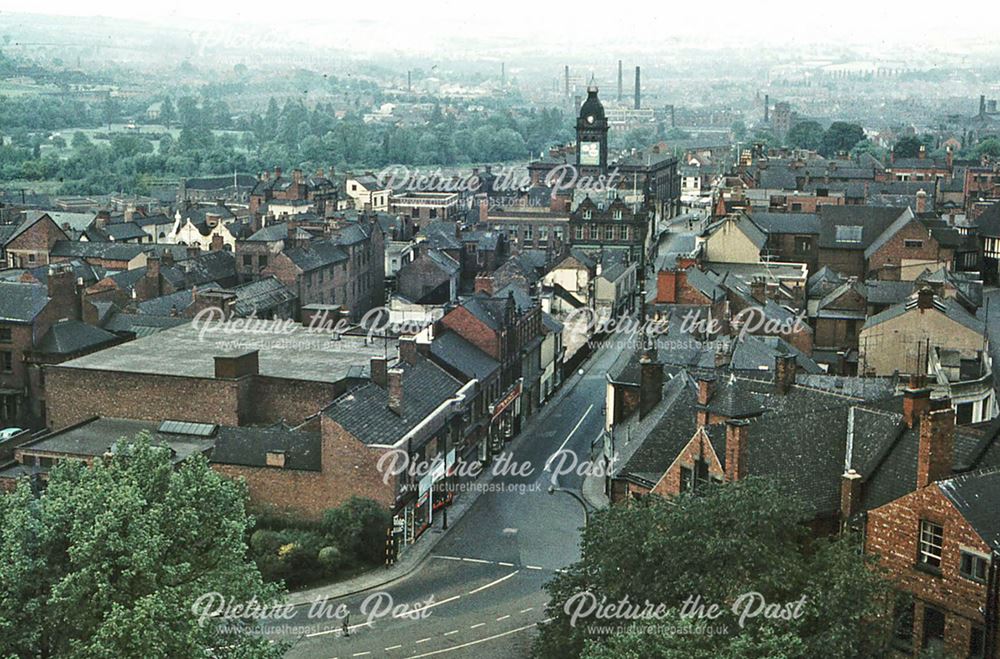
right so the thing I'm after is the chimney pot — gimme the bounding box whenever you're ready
[840,469,863,522]
[387,368,404,415]
[371,357,388,387]
[917,406,955,489]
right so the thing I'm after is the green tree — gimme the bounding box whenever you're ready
[71,131,91,150]
[893,135,924,159]
[322,496,391,564]
[0,434,284,657]
[975,138,1000,159]
[820,122,866,157]
[534,478,895,659]
[786,120,824,151]
[160,96,176,128]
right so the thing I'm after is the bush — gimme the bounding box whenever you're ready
[322,497,391,565]
[317,546,343,571]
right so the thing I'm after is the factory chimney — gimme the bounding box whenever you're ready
[765,94,770,122]
[618,60,623,102]
[634,66,641,110]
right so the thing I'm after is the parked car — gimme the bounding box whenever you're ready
[0,427,24,440]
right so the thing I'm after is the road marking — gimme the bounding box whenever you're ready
[352,653,371,657]
[545,404,594,470]
[306,621,373,637]
[497,561,514,567]
[467,570,519,595]
[403,621,549,658]
[386,646,402,651]
[460,557,491,564]
[433,555,463,561]
[399,594,460,618]
[519,607,534,613]
[525,565,543,570]
[470,623,485,629]
[416,638,431,644]
[444,630,459,636]
[496,615,510,621]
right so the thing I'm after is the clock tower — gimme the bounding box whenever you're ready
[576,85,608,176]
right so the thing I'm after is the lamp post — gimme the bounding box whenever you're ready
[547,485,589,526]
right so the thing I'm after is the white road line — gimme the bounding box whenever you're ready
[307,621,373,637]
[496,615,510,621]
[460,557,491,564]
[432,555,463,561]
[497,561,514,567]
[470,623,485,629]
[545,404,593,470]
[353,653,371,657]
[415,638,431,644]
[525,565,543,570]
[404,621,548,659]
[398,594,461,618]
[466,570,519,595]
[519,607,534,613]
[444,630,459,636]
[386,645,402,651]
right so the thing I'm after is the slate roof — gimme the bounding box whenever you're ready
[284,239,348,272]
[137,290,195,316]
[0,281,49,323]
[749,211,821,235]
[100,312,189,336]
[864,207,916,258]
[730,335,824,374]
[939,470,1000,551]
[977,202,1000,237]
[33,319,118,355]
[419,221,462,251]
[101,221,147,242]
[50,240,148,262]
[807,266,846,298]
[211,426,321,472]
[430,331,500,381]
[817,206,906,250]
[324,358,462,446]
[227,277,297,317]
[863,294,985,334]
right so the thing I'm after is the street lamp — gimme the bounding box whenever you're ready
[547,485,589,526]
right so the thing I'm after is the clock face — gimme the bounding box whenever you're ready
[586,115,595,124]
[580,141,600,166]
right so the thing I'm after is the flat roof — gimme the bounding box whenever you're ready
[18,417,210,463]
[56,320,388,383]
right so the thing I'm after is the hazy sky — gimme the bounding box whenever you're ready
[2,1,998,54]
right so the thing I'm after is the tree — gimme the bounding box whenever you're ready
[893,135,925,159]
[160,96,176,128]
[0,434,284,658]
[534,478,896,659]
[820,122,866,157]
[786,120,824,151]
[322,496,391,565]
[975,138,1000,159]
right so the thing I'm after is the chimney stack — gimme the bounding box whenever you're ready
[399,336,419,365]
[634,66,641,110]
[638,351,663,418]
[981,94,987,118]
[774,355,796,394]
[564,65,570,96]
[917,406,955,489]
[371,357,388,387]
[387,368,404,415]
[840,469,863,523]
[696,375,716,426]
[918,145,926,160]
[724,419,749,482]
[902,375,931,428]
[916,189,927,213]
[916,287,935,310]
[764,94,769,123]
[750,277,766,303]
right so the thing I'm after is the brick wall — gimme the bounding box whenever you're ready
[866,485,996,658]
[650,427,724,496]
[439,306,499,360]
[868,220,952,280]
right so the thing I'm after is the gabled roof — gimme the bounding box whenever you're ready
[817,206,906,250]
[284,239,349,272]
[939,470,1000,551]
[749,211,820,235]
[862,293,985,334]
[430,331,499,381]
[324,358,462,446]
[0,281,49,323]
[211,426,321,471]
[977,202,1000,237]
[34,319,118,355]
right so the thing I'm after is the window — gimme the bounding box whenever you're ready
[242,255,253,267]
[0,351,11,373]
[904,239,924,249]
[613,209,623,220]
[524,225,533,241]
[0,327,10,343]
[794,236,812,254]
[922,606,945,651]
[583,210,592,220]
[28,253,36,263]
[589,225,599,240]
[835,225,863,243]
[574,226,584,240]
[919,520,944,569]
[791,202,803,212]
[970,625,986,659]
[957,402,974,425]
[554,227,564,242]
[680,466,693,492]
[538,226,548,243]
[605,225,614,240]
[259,255,267,268]
[960,550,989,583]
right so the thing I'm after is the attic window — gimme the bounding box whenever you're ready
[904,239,923,249]
[266,451,286,468]
[835,225,863,243]
[158,420,218,437]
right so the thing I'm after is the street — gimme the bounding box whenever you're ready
[278,335,627,659]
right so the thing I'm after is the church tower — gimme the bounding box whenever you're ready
[576,85,609,176]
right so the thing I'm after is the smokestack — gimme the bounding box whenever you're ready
[981,94,987,118]
[565,65,570,96]
[501,62,505,86]
[407,70,411,92]
[634,66,641,110]
[617,60,623,102]
[765,94,770,123]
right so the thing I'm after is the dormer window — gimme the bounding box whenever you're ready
[583,210,592,220]
[835,225,863,244]
[613,209,623,220]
